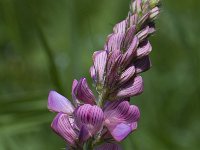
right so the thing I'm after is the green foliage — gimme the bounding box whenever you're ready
[0,0,199,149]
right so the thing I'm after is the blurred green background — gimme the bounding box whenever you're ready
[0,0,200,149]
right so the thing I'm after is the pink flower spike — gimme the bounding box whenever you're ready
[48,91,74,114]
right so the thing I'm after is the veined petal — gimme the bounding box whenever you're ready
[121,36,139,68]
[48,91,74,114]
[115,76,143,99]
[90,66,96,82]
[95,143,122,150]
[137,26,149,42]
[51,113,77,145]
[105,33,125,52]
[134,56,152,74]
[75,78,96,105]
[129,14,138,27]
[136,40,152,59]
[113,20,127,34]
[150,7,160,20]
[74,104,104,135]
[106,50,122,87]
[71,79,79,106]
[122,25,136,49]
[93,50,108,84]
[118,65,135,85]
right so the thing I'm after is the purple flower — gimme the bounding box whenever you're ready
[103,99,140,141]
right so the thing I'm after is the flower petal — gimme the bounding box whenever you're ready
[75,78,96,105]
[121,36,139,68]
[137,26,149,42]
[113,20,127,34]
[108,123,133,142]
[71,79,80,106]
[115,76,143,99]
[78,125,90,143]
[105,33,125,52]
[118,65,135,85]
[48,91,74,114]
[51,113,77,145]
[90,66,96,82]
[93,50,108,85]
[74,104,104,135]
[95,143,122,150]
[136,40,152,59]
[134,56,152,74]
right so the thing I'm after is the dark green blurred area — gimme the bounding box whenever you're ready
[0,0,200,149]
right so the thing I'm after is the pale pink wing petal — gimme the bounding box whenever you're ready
[51,113,77,145]
[48,91,74,114]
[118,65,135,85]
[93,50,108,85]
[136,40,152,59]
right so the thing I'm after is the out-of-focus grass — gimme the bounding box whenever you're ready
[0,0,199,149]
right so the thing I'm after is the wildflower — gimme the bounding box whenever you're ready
[48,0,160,149]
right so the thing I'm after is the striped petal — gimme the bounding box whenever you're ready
[90,66,96,82]
[134,56,152,74]
[118,65,135,85]
[115,76,143,99]
[75,78,96,105]
[51,113,77,145]
[104,100,140,141]
[71,79,79,106]
[113,20,127,34]
[95,143,122,150]
[93,50,108,85]
[48,91,74,114]
[121,36,139,68]
[137,26,149,42]
[136,40,152,59]
[150,7,160,20]
[105,33,125,52]
[74,104,104,135]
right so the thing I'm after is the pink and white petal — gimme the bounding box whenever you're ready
[76,78,96,105]
[106,33,125,52]
[113,20,127,34]
[48,91,74,114]
[122,25,136,48]
[51,113,77,145]
[119,65,135,85]
[71,79,80,106]
[115,76,144,99]
[137,26,149,42]
[121,36,139,68]
[90,66,96,82]
[93,50,108,84]
[95,143,122,150]
[134,56,152,74]
[136,40,152,59]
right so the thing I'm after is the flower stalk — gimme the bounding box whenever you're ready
[47,0,160,149]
